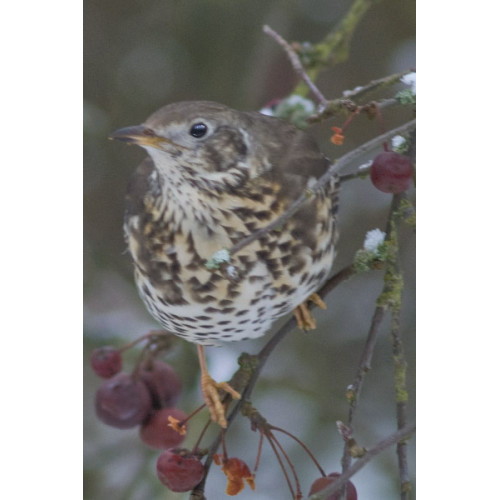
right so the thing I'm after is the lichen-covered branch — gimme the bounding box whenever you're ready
[292,0,375,96]
[340,193,410,478]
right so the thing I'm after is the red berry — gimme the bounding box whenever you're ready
[370,151,413,193]
[138,360,182,408]
[140,407,187,449]
[156,448,204,492]
[90,346,122,378]
[308,472,357,500]
[95,373,152,429]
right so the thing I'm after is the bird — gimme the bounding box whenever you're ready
[110,101,340,427]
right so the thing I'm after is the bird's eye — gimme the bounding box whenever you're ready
[142,127,156,136]
[190,122,208,138]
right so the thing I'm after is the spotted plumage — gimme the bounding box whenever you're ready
[111,101,339,346]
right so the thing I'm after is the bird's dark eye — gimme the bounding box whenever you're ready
[190,122,208,138]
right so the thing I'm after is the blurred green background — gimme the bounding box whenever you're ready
[83,1,415,499]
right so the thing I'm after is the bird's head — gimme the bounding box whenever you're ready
[110,101,266,192]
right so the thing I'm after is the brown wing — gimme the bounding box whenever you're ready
[124,157,155,222]
[245,111,335,201]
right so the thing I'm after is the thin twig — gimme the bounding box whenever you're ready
[263,25,329,108]
[342,71,415,100]
[307,70,413,123]
[348,306,387,422]
[309,422,416,500]
[271,425,327,477]
[340,194,406,474]
[340,304,386,482]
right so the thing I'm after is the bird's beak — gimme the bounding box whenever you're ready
[109,125,167,149]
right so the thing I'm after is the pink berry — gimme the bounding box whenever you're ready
[140,407,187,449]
[308,472,357,500]
[90,346,122,378]
[95,372,152,428]
[370,151,413,193]
[156,448,204,492]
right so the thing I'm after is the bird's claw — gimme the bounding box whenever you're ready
[293,293,327,331]
[201,373,241,428]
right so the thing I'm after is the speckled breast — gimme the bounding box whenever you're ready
[125,164,339,346]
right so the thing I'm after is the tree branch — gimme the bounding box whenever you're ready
[340,193,406,473]
[307,70,415,123]
[309,422,416,500]
[291,0,375,96]
[386,198,411,500]
[392,308,411,500]
[263,25,328,108]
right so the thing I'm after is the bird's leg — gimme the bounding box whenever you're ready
[293,293,327,331]
[197,345,241,428]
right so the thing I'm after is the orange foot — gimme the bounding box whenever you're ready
[293,293,327,331]
[197,345,241,428]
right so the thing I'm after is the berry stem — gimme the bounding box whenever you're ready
[221,430,228,459]
[253,431,265,477]
[268,431,302,499]
[372,102,389,151]
[192,418,212,455]
[270,425,326,477]
[183,403,207,423]
[265,432,298,500]
[117,333,149,353]
[118,329,170,353]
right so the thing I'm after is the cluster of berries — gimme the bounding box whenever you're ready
[91,346,358,497]
[91,346,205,491]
